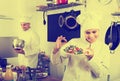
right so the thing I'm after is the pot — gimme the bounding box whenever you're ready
[13,38,25,50]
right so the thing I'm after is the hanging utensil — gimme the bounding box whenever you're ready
[105,22,119,53]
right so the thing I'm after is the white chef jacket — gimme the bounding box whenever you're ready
[51,38,110,81]
[18,28,40,68]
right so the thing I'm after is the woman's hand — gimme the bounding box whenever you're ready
[56,35,67,49]
[53,35,67,54]
[84,48,94,60]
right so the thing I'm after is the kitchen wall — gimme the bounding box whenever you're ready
[0,0,18,37]
[0,0,120,80]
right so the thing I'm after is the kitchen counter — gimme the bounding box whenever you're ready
[38,76,62,81]
[26,76,62,81]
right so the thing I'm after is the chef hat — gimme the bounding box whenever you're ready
[82,17,100,32]
[77,11,102,32]
[77,11,103,40]
[19,16,32,23]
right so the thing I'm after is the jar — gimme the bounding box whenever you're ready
[4,65,14,81]
[57,0,68,4]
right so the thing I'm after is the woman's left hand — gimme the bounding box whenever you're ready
[84,48,94,60]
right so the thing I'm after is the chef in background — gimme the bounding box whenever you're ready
[13,17,40,68]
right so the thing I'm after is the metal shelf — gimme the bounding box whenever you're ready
[111,12,120,16]
[36,2,83,11]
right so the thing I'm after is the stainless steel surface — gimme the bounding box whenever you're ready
[13,38,25,50]
[0,37,18,58]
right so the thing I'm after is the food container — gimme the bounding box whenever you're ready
[57,0,68,5]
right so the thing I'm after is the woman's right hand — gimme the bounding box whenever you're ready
[56,35,67,49]
[53,35,67,54]
[84,48,94,60]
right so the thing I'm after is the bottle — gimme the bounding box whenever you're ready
[0,68,4,81]
[46,0,54,7]
[4,65,14,81]
[17,69,27,81]
[76,0,80,3]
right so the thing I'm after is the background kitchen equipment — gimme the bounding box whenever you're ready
[13,38,25,50]
[64,10,79,30]
[46,0,54,7]
[0,37,17,58]
[0,58,7,68]
[58,10,80,30]
[105,22,120,53]
[47,10,81,42]
[105,9,120,54]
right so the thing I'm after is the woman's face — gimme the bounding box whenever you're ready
[21,22,30,31]
[84,29,99,43]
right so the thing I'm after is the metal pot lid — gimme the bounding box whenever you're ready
[65,15,78,29]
